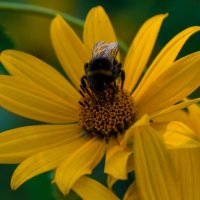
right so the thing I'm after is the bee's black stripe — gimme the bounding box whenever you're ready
[87,69,113,76]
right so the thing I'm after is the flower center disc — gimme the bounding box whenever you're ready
[79,87,137,139]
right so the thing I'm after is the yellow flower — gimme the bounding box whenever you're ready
[0,6,200,199]
[151,104,200,200]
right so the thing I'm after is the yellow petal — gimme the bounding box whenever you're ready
[51,15,90,89]
[83,6,118,57]
[134,26,200,97]
[105,137,132,180]
[151,98,200,119]
[127,154,134,173]
[160,103,200,137]
[0,124,82,163]
[72,176,119,200]
[150,122,169,135]
[151,109,189,124]
[124,14,168,92]
[55,137,106,195]
[11,136,89,190]
[123,183,141,200]
[133,114,150,127]
[163,121,200,149]
[0,50,79,105]
[107,154,134,189]
[134,125,180,200]
[0,76,78,123]
[107,175,118,189]
[121,114,150,147]
[135,52,200,117]
[170,148,200,200]
[188,104,200,136]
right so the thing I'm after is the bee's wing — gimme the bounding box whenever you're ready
[92,41,118,62]
[92,41,106,58]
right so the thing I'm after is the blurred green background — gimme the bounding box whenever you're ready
[0,0,200,199]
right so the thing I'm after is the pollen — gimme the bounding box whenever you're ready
[78,88,137,139]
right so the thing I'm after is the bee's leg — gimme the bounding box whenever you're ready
[112,62,122,93]
[78,101,85,107]
[118,62,122,70]
[113,80,117,89]
[80,76,88,92]
[107,81,117,99]
[120,70,125,89]
[81,76,98,103]
[113,63,121,76]
[84,63,89,73]
[113,81,118,94]
[79,76,87,106]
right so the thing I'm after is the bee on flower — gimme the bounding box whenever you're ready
[0,6,200,200]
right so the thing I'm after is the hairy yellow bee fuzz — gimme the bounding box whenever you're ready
[78,88,137,139]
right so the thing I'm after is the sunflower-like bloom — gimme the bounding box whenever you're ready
[149,103,200,200]
[0,6,200,200]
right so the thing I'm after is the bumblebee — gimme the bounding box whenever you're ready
[80,41,125,94]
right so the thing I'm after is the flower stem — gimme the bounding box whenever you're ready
[0,2,128,53]
[0,2,84,26]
